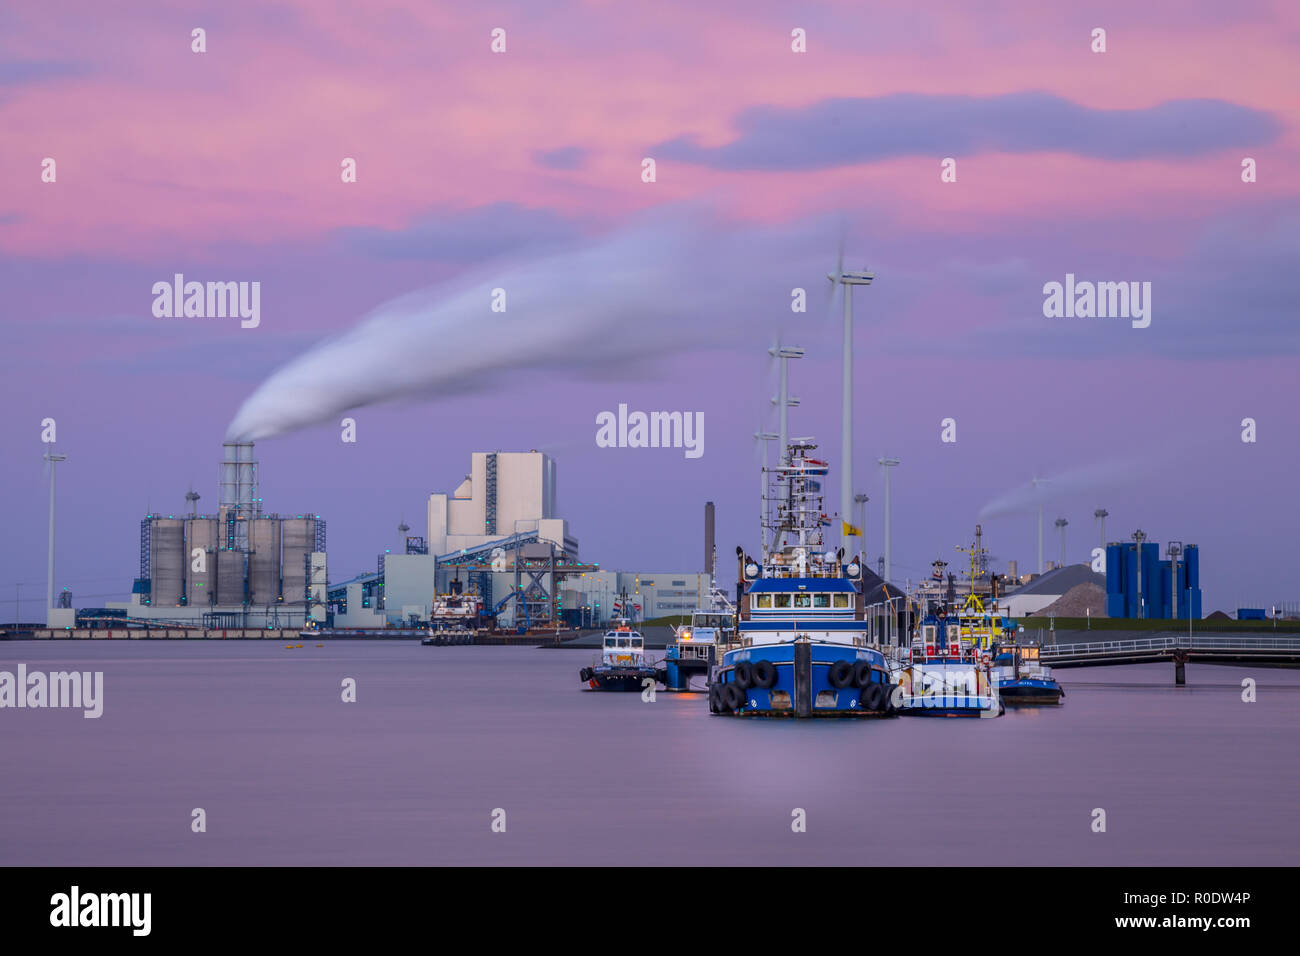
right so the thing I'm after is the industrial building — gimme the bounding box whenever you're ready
[111,442,328,628]
[427,451,576,557]
[327,450,707,629]
[1105,540,1202,619]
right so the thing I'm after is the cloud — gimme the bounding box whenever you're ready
[533,146,590,170]
[337,201,586,262]
[657,92,1281,170]
[0,59,87,85]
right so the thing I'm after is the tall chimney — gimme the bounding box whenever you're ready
[704,501,715,574]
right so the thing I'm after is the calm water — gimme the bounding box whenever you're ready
[2,640,1297,866]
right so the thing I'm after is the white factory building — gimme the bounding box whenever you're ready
[427,451,577,558]
[334,450,708,629]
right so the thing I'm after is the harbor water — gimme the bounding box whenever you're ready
[1,640,1296,866]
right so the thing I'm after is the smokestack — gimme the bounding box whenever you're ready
[220,441,258,551]
[704,501,715,574]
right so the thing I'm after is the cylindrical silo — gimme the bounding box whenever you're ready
[150,518,186,606]
[249,517,282,605]
[280,517,315,605]
[185,517,218,607]
[216,549,246,606]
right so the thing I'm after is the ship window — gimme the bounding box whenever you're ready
[604,638,615,647]
[813,593,830,608]
[832,594,850,609]
[755,594,773,609]
[631,638,642,648]
[617,638,629,648]
[793,593,811,608]
[774,594,792,608]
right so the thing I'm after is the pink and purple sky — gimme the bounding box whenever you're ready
[3,0,1298,614]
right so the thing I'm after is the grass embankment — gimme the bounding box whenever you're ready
[641,615,690,628]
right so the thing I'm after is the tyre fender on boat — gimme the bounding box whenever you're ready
[829,660,855,689]
[752,659,777,689]
[863,682,886,711]
[853,660,874,688]
[733,661,754,689]
[723,682,747,711]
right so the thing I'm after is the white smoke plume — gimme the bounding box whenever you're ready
[226,210,846,441]
[977,456,1155,519]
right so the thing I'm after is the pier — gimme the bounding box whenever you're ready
[1041,634,1300,683]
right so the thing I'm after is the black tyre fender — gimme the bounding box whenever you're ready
[853,660,874,688]
[752,659,778,689]
[579,668,591,682]
[863,682,886,711]
[882,683,898,711]
[733,661,754,689]
[708,683,720,713]
[723,682,747,711]
[829,660,855,689]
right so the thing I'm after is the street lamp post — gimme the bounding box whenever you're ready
[1133,529,1147,619]
[878,458,900,582]
[43,451,67,623]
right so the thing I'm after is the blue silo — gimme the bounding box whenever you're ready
[1139,542,1160,618]
[1106,543,1126,617]
[1123,542,1139,618]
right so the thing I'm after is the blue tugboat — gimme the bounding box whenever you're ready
[896,610,1003,717]
[710,441,895,718]
[990,641,1064,704]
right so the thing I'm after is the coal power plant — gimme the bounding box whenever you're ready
[130,442,328,628]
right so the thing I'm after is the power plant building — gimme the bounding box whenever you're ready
[116,442,328,627]
[427,451,576,558]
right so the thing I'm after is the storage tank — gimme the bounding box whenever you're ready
[216,549,246,606]
[184,517,219,607]
[149,518,186,606]
[280,517,316,606]
[248,517,282,605]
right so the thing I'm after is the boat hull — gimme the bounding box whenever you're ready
[997,678,1064,704]
[896,660,1003,717]
[712,643,895,717]
[581,666,658,692]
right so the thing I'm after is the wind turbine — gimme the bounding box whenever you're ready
[827,241,874,544]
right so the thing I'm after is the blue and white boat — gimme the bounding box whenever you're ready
[895,612,1003,717]
[709,441,895,718]
[663,569,734,692]
[991,641,1064,704]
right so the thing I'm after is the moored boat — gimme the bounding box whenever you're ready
[580,616,658,692]
[991,640,1064,704]
[711,440,896,718]
[894,613,1003,717]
